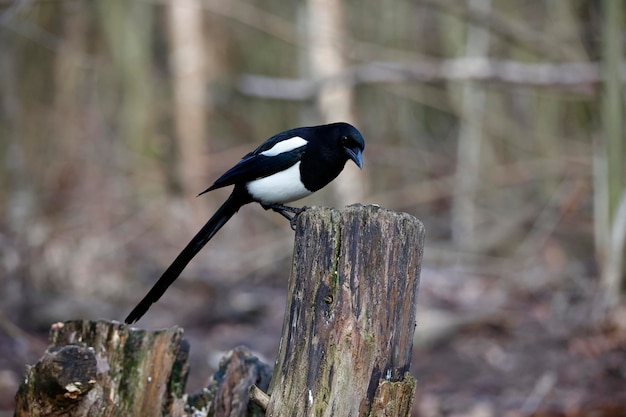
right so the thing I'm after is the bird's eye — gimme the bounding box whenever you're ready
[340,135,349,146]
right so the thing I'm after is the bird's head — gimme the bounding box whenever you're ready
[334,123,365,169]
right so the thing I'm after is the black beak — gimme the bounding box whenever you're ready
[345,147,363,169]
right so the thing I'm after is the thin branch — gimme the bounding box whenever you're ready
[1,0,96,68]
[422,0,584,61]
[249,385,270,411]
[0,0,33,26]
[519,372,557,416]
[366,155,590,209]
[515,179,576,258]
[238,59,602,100]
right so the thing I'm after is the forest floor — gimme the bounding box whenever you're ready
[1,265,625,417]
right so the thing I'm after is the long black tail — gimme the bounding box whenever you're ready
[125,190,248,324]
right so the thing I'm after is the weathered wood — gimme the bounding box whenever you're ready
[14,344,98,417]
[15,320,189,417]
[266,204,425,417]
[14,321,272,417]
[249,385,270,411]
[187,345,272,417]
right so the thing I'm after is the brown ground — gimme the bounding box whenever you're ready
[3,261,625,417]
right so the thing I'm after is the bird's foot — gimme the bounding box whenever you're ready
[288,206,308,230]
[264,204,309,231]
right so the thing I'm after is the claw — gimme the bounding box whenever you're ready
[288,206,308,230]
[263,204,309,231]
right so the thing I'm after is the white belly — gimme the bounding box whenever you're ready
[246,162,312,204]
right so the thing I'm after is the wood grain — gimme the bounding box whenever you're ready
[267,204,425,417]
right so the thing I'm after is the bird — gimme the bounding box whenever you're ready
[124,122,365,324]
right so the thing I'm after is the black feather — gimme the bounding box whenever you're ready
[125,187,251,324]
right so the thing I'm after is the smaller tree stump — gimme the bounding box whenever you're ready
[15,320,189,417]
[15,320,272,417]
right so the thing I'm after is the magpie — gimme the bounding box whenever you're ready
[125,122,365,324]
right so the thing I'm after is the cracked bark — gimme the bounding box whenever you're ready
[267,204,424,417]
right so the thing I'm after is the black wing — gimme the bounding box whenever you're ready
[199,131,310,195]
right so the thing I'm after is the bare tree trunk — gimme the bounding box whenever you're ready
[603,191,626,307]
[450,0,491,249]
[594,0,626,305]
[266,205,424,416]
[598,0,625,306]
[304,0,364,206]
[98,0,154,153]
[167,0,209,198]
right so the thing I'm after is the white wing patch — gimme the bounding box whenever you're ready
[246,162,312,204]
[260,136,307,157]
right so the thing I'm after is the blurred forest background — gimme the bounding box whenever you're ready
[1,0,626,416]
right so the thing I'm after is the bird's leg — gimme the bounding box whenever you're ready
[263,204,309,230]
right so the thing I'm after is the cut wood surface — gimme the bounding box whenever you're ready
[267,204,425,417]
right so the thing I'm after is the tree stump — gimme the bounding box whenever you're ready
[14,320,190,417]
[266,204,424,417]
[14,320,271,417]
